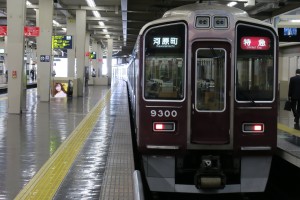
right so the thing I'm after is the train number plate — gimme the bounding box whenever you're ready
[150,110,177,118]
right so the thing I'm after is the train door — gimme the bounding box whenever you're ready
[191,41,231,144]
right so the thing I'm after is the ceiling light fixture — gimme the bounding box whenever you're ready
[244,0,255,7]
[53,20,60,27]
[291,19,300,23]
[86,0,96,7]
[93,11,100,18]
[227,2,237,7]
[26,1,32,6]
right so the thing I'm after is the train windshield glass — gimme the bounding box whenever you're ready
[195,48,226,111]
[143,23,186,100]
[236,24,276,102]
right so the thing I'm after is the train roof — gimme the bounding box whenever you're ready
[162,2,249,19]
[138,2,275,36]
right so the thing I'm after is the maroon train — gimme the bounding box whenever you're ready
[127,2,278,194]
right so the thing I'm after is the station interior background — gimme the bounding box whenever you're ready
[0,0,299,95]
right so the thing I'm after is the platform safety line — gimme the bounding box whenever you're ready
[15,89,112,200]
[277,123,300,137]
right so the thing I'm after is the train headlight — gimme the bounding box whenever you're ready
[242,123,264,133]
[153,122,175,132]
[213,16,228,28]
[195,16,210,28]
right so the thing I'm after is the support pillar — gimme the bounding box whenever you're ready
[98,44,103,77]
[7,0,26,114]
[92,40,98,76]
[75,10,86,96]
[37,0,53,101]
[67,17,76,77]
[107,38,113,85]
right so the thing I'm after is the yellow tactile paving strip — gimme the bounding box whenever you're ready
[15,89,111,200]
[278,123,300,137]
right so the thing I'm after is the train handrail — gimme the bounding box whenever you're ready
[133,170,145,200]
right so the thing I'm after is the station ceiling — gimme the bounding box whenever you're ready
[0,0,300,57]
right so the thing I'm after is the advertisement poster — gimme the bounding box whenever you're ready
[52,82,68,98]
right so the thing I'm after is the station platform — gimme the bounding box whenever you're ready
[0,79,300,199]
[0,80,134,199]
[277,101,300,167]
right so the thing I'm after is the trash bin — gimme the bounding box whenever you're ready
[67,80,73,97]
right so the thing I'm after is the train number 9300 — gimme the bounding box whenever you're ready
[150,110,178,118]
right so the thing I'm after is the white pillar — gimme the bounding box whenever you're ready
[107,38,113,85]
[84,33,90,68]
[75,10,86,96]
[7,0,26,114]
[98,44,103,76]
[37,0,53,102]
[92,40,98,76]
[67,17,76,77]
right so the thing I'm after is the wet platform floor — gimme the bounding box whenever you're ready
[0,80,135,199]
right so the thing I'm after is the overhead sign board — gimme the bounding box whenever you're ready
[24,26,40,37]
[0,26,40,37]
[52,35,73,49]
[0,26,7,36]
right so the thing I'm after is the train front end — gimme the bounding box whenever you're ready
[135,3,278,194]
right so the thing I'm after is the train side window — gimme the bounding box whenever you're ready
[143,23,186,101]
[235,24,276,102]
[195,48,226,111]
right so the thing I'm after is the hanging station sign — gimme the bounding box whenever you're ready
[0,26,40,37]
[24,26,40,37]
[0,26,7,36]
[52,35,73,49]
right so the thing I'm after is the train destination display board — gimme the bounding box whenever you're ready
[52,35,73,49]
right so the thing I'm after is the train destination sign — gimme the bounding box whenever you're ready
[241,36,270,50]
[151,36,180,48]
[52,35,73,49]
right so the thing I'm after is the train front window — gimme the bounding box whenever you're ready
[195,48,226,111]
[143,23,186,100]
[236,24,276,102]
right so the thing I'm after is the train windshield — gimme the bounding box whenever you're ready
[143,23,186,100]
[195,48,226,111]
[235,24,276,102]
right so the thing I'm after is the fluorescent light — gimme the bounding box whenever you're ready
[86,0,96,7]
[105,34,110,38]
[99,21,105,26]
[53,20,60,27]
[291,20,300,23]
[103,29,108,32]
[227,2,237,7]
[62,28,67,32]
[26,1,32,6]
[93,11,101,18]
[244,0,255,7]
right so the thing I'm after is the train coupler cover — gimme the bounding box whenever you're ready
[194,155,226,189]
